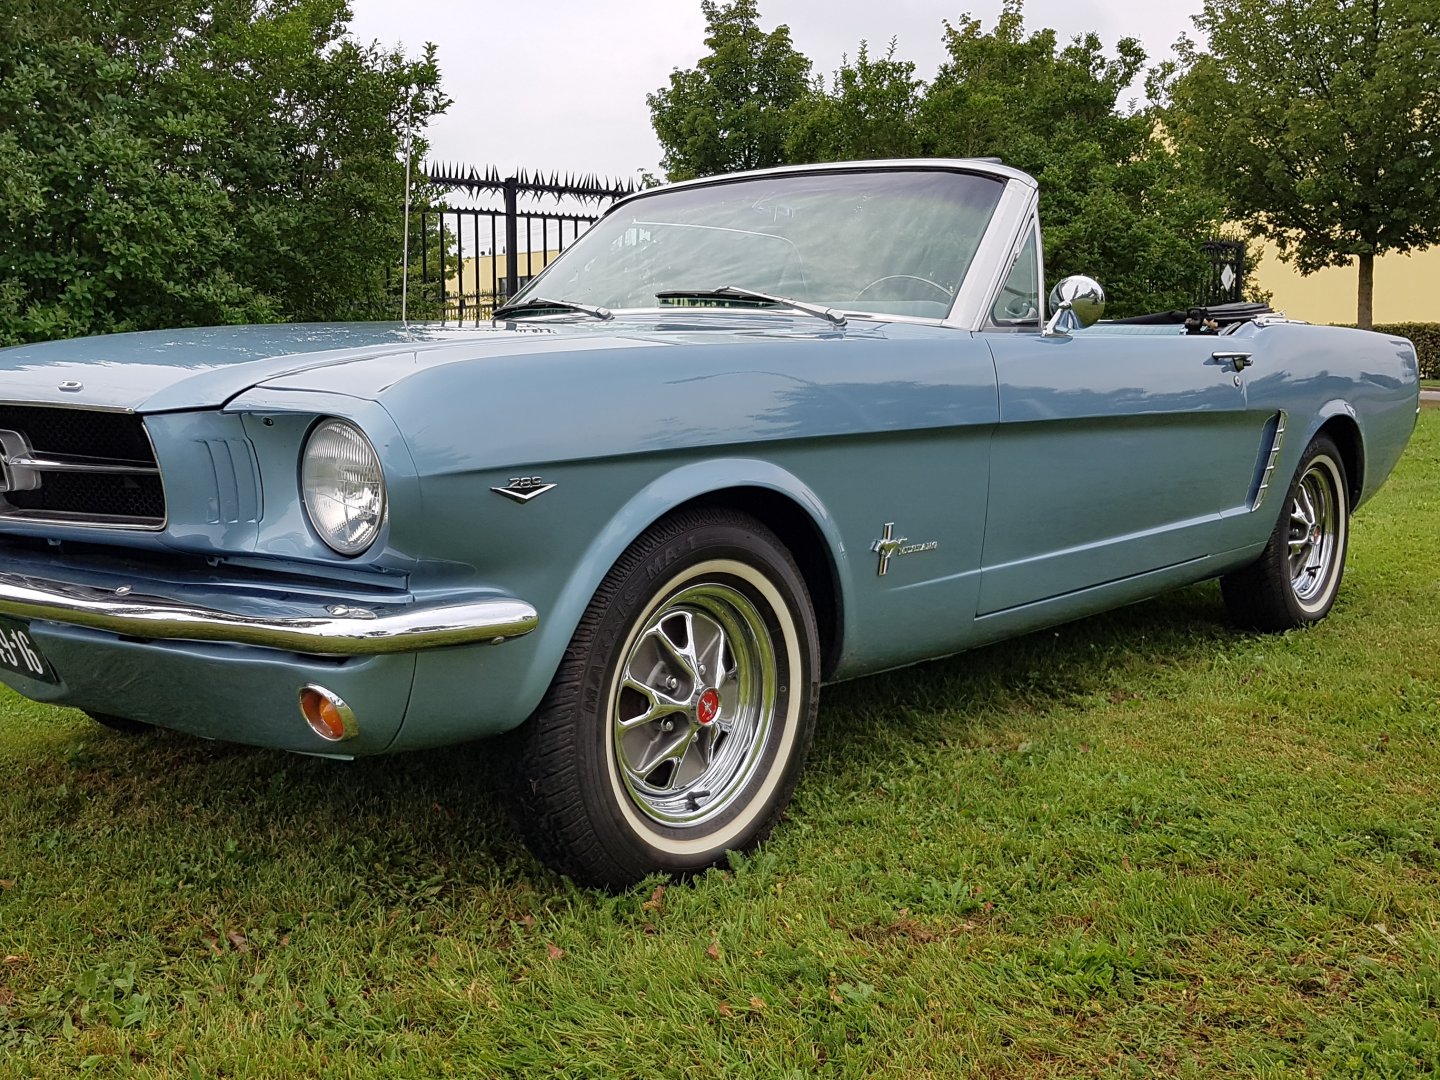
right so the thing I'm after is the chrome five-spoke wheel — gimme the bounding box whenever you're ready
[614,584,775,828]
[1222,433,1349,630]
[1288,458,1342,607]
[511,508,820,889]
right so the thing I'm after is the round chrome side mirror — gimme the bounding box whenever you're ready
[1048,275,1106,327]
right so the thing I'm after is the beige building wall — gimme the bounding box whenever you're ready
[446,250,561,299]
[1251,242,1440,325]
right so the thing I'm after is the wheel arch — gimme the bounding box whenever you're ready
[674,486,844,680]
[521,460,851,720]
[506,480,835,887]
[1313,406,1364,507]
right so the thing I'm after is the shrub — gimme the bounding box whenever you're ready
[1332,323,1440,379]
[1373,324,1440,380]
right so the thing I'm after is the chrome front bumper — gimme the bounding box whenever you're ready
[0,571,538,656]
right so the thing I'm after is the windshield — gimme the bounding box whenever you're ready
[510,169,1006,320]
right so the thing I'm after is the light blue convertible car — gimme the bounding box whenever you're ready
[0,160,1420,886]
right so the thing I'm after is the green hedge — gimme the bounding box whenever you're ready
[1373,324,1440,380]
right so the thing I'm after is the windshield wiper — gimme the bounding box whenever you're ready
[655,286,847,327]
[493,296,613,321]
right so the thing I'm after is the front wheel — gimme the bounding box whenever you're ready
[509,508,820,889]
[1221,434,1350,631]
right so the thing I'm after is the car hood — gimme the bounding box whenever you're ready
[0,322,673,413]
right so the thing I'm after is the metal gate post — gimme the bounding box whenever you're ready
[504,176,519,301]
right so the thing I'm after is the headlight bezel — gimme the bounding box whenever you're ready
[300,417,388,558]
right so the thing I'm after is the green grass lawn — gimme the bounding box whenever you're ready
[3,416,1439,1078]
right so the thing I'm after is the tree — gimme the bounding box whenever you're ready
[919,5,1227,315]
[650,1,1240,318]
[647,0,812,180]
[1160,0,1440,328]
[787,41,925,164]
[0,0,447,346]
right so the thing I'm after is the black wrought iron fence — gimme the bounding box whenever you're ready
[402,171,1243,321]
[409,165,636,323]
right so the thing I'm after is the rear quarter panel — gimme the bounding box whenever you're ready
[1237,323,1418,531]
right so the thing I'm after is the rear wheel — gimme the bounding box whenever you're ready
[1221,434,1349,631]
[510,507,820,889]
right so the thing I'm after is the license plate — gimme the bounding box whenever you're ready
[0,616,57,684]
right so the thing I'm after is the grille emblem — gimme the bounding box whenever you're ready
[0,430,41,494]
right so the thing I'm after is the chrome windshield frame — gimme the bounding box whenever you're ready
[509,160,1040,332]
[945,176,1041,332]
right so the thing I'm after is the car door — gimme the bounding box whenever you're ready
[977,326,1264,617]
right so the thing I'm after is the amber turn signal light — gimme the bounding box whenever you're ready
[298,685,357,742]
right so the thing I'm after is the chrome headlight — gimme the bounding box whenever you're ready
[301,419,387,556]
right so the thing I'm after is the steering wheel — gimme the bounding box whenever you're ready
[854,274,954,302]
[996,287,1038,321]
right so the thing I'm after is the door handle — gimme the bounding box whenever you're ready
[1212,351,1252,372]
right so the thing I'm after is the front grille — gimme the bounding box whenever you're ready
[0,406,153,460]
[0,405,166,529]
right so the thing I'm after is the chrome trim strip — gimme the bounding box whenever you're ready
[0,401,137,414]
[0,510,166,530]
[604,158,1038,217]
[1251,410,1288,511]
[7,453,160,475]
[0,572,538,656]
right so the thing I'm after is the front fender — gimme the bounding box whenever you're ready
[509,457,852,730]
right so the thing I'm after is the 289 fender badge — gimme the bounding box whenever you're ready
[492,475,558,503]
[871,521,938,576]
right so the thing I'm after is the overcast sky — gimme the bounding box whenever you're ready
[348,0,1205,183]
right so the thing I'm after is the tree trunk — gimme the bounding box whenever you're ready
[1357,253,1374,330]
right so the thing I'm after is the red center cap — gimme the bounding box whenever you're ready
[696,687,721,727]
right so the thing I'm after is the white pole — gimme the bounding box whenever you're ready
[401,113,413,326]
